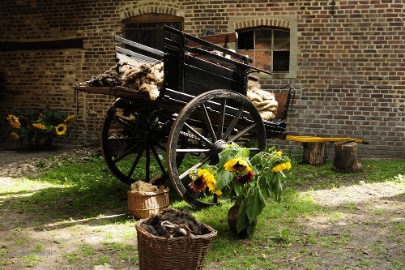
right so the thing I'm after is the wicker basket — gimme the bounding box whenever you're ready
[135,214,217,270]
[127,187,169,219]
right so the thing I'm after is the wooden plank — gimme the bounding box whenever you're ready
[114,35,164,57]
[164,26,252,64]
[285,135,367,144]
[186,32,237,47]
[274,93,288,120]
[115,46,162,65]
[0,38,83,51]
[75,86,149,100]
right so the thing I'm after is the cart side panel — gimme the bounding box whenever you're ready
[163,26,250,99]
[183,56,247,95]
[164,46,182,94]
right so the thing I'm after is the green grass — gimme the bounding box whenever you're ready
[286,159,405,191]
[190,187,323,269]
[1,150,404,269]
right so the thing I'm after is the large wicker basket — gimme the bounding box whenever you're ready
[135,215,217,270]
[127,187,169,219]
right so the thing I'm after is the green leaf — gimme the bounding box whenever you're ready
[216,170,234,190]
[236,201,248,233]
[241,147,250,158]
[250,152,265,169]
[258,187,268,206]
[233,182,244,197]
[246,221,257,237]
[245,189,262,222]
[45,125,54,133]
[271,174,283,202]
[276,177,283,202]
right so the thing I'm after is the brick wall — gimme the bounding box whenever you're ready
[0,0,404,158]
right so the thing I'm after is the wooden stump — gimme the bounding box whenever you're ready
[302,142,327,165]
[333,142,363,172]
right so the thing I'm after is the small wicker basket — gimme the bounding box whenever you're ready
[135,214,217,270]
[127,187,169,219]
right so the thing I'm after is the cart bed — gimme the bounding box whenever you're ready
[75,26,295,138]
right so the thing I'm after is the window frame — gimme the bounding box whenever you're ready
[122,13,184,50]
[228,16,298,79]
[237,26,291,73]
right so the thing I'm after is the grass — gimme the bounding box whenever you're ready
[0,150,404,269]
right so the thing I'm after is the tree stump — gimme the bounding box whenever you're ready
[333,142,363,172]
[302,142,327,165]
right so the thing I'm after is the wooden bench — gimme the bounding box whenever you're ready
[286,135,367,172]
[333,141,363,172]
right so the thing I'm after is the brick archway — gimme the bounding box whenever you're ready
[234,18,291,30]
[118,2,185,20]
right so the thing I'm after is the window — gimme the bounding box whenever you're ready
[123,14,183,50]
[237,27,290,72]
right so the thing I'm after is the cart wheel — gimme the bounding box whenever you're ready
[101,99,174,185]
[167,89,266,208]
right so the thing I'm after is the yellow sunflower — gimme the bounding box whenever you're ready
[214,189,223,196]
[55,123,68,136]
[273,150,283,158]
[224,158,252,173]
[272,161,292,173]
[7,115,21,129]
[64,114,76,125]
[189,168,217,193]
[32,123,46,130]
[198,169,216,192]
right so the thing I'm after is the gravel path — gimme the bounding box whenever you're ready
[0,142,96,177]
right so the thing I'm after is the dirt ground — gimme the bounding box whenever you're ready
[0,143,404,270]
[0,142,80,174]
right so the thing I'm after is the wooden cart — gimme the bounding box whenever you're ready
[76,26,295,208]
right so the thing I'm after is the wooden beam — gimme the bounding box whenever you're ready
[186,32,238,47]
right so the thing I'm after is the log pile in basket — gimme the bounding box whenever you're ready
[81,60,279,120]
[139,208,209,237]
[127,181,169,219]
[135,208,217,270]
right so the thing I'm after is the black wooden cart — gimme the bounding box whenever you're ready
[76,26,295,208]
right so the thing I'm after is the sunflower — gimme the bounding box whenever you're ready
[55,123,68,136]
[7,115,21,129]
[199,169,216,192]
[224,158,252,173]
[214,189,223,196]
[32,123,46,130]
[189,168,216,193]
[10,131,20,140]
[235,170,255,183]
[273,150,283,158]
[272,161,292,173]
[189,177,206,192]
[64,114,76,125]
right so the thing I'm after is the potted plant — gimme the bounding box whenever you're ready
[6,109,76,149]
[188,143,292,238]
